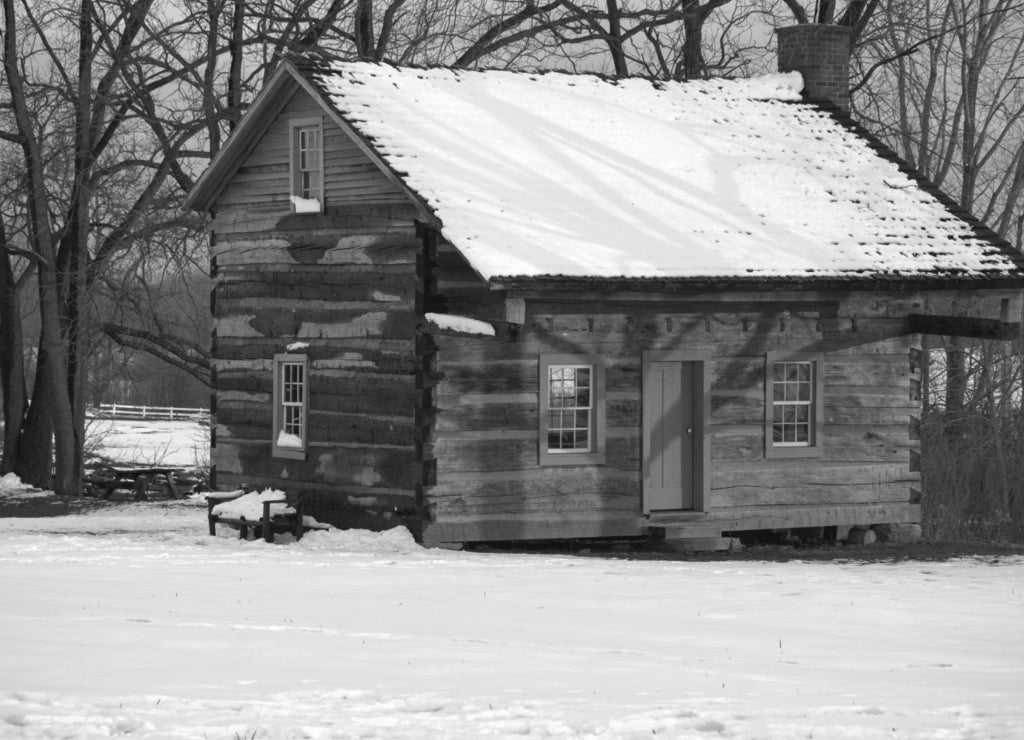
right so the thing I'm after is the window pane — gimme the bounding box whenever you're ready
[546,363,594,452]
[297,127,321,201]
[576,409,590,431]
[283,406,303,435]
[277,359,307,450]
[770,360,816,449]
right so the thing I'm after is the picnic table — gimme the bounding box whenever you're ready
[85,465,187,500]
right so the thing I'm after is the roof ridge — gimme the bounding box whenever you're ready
[294,54,802,97]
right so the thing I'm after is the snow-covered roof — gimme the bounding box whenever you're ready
[295,61,1024,285]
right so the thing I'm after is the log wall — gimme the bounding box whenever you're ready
[210,88,422,533]
[420,241,993,544]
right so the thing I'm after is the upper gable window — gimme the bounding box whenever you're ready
[291,118,323,213]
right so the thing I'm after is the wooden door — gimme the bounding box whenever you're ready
[643,360,697,511]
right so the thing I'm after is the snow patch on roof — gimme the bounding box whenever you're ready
[307,62,1021,283]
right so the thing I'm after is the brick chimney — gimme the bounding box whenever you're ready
[776,24,852,112]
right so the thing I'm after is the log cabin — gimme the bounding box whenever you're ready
[185,25,1024,547]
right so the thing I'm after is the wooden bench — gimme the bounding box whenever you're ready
[207,490,314,542]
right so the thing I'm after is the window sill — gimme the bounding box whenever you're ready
[766,445,823,460]
[272,447,307,461]
[539,451,606,467]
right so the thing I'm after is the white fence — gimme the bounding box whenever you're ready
[87,404,211,422]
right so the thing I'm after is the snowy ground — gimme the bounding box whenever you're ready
[85,417,208,469]
[1,474,1023,739]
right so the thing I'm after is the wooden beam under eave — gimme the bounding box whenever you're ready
[908,313,1022,340]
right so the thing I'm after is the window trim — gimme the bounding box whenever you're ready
[273,353,309,460]
[764,351,824,459]
[289,117,324,213]
[539,354,606,467]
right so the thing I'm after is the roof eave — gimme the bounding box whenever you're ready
[488,273,1024,293]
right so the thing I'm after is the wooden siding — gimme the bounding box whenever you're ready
[210,93,421,532]
[216,87,406,213]
[420,241,951,544]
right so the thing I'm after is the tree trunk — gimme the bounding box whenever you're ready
[0,217,27,475]
[605,0,628,77]
[13,346,54,488]
[681,0,704,79]
[66,0,95,487]
[227,0,245,132]
[355,0,375,60]
[3,0,78,495]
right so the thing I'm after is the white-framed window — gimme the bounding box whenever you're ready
[539,354,606,466]
[290,118,323,213]
[273,353,308,460]
[765,352,823,459]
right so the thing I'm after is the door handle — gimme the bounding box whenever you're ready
[687,427,693,434]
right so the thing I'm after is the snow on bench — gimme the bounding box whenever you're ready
[207,489,328,543]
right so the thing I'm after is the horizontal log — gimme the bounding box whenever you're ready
[709,397,915,426]
[426,334,909,364]
[711,425,914,463]
[213,472,416,511]
[909,313,1022,340]
[432,435,640,474]
[434,395,639,432]
[429,492,638,517]
[711,463,917,507]
[217,407,416,446]
[422,513,648,544]
[215,439,418,489]
[212,202,421,235]
[217,277,414,303]
[216,339,417,372]
[433,355,642,395]
[216,305,417,341]
[652,503,921,536]
[427,467,640,515]
[710,482,913,508]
